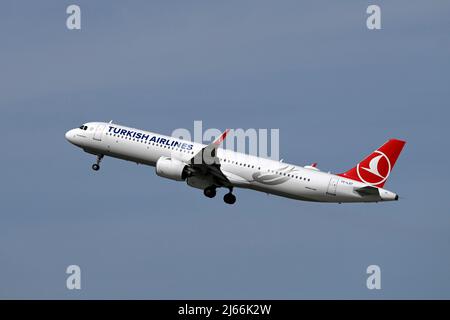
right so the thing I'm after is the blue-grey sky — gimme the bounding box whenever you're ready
[1,0,449,299]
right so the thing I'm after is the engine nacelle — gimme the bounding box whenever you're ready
[155,157,189,181]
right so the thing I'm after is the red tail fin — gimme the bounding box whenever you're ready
[338,139,406,188]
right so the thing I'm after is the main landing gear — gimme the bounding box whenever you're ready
[92,154,103,171]
[223,190,236,205]
[203,186,216,198]
[203,186,236,204]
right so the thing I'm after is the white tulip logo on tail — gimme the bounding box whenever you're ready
[356,151,391,186]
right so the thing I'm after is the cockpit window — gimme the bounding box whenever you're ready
[79,125,88,130]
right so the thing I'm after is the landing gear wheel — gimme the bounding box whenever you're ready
[203,187,216,198]
[92,154,103,171]
[223,192,236,204]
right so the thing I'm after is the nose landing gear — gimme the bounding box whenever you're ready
[92,154,103,171]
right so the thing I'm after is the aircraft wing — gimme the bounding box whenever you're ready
[187,129,233,187]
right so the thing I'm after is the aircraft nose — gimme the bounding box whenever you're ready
[65,129,76,143]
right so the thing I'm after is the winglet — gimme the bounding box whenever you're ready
[213,129,230,146]
[304,162,320,171]
[191,129,231,165]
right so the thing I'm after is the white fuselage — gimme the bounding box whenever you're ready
[65,122,398,203]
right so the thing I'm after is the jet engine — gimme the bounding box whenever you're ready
[155,157,189,181]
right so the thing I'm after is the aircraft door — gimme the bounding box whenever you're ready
[93,124,106,141]
[326,177,339,196]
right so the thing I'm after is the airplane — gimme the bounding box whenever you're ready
[65,122,406,205]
